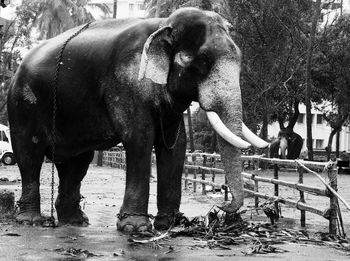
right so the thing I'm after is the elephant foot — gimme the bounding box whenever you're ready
[16,211,45,226]
[154,212,187,231]
[117,213,152,233]
[55,194,89,226]
[57,209,89,227]
[218,199,243,214]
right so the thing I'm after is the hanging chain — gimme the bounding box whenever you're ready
[160,114,182,150]
[48,22,91,227]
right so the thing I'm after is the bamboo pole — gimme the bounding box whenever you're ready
[273,163,279,212]
[184,167,189,190]
[254,175,259,208]
[185,164,225,173]
[244,189,325,217]
[298,166,306,227]
[241,172,328,196]
[182,177,221,187]
[201,168,206,195]
[328,165,338,235]
[193,168,197,193]
[296,160,350,212]
[240,155,328,169]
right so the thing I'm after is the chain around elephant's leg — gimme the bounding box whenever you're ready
[154,122,186,230]
[117,136,154,233]
[14,140,46,225]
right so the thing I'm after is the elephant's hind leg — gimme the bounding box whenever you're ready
[55,151,94,226]
[14,138,46,225]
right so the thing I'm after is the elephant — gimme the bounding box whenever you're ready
[7,7,269,232]
[269,129,303,159]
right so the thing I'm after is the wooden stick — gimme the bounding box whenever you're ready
[131,232,169,243]
[241,172,328,196]
[296,160,350,212]
[244,189,325,217]
[298,166,306,227]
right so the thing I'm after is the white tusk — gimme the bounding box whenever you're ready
[206,111,251,149]
[242,122,270,148]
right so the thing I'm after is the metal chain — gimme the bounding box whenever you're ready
[117,212,155,220]
[160,115,182,150]
[49,22,91,227]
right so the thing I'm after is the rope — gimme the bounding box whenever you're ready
[48,22,91,227]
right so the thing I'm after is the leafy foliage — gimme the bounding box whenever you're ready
[312,14,350,157]
[225,0,314,136]
[0,1,109,124]
[19,0,95,40]
[144,0,212,18]
[192,107,216,152]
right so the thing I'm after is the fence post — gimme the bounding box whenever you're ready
[193,168,197,193]
[224,185,228,201]
[254,175,259,208]
[273,163,279,211]
[210,169,215,194]
[328,164,338,235]
[184,167,189,190]
[203,155,207,167]
[298,166,306,227]
[201,168,206,195]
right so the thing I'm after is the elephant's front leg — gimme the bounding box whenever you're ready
[117,134,154,233]
[153,122,186,230]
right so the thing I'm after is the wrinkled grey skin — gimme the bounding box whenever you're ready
[7,7,247,232]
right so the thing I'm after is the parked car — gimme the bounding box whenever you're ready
[0,124,16,165]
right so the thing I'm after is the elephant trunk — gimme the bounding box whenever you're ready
[198,58,268,213]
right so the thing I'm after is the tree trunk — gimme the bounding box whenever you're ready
[305,0,321,161]
[261,104,268,140]
[327,129,337,161]
[336,130,340,158]
[113,0,117,18]
[187,107,195,152]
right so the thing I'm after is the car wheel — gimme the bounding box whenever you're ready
[2,153,16,165]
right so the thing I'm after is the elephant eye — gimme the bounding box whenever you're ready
[174,52,194,67]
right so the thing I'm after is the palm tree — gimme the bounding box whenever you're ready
[20,0,110,40]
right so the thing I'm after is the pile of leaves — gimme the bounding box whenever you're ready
[130,206,350,256]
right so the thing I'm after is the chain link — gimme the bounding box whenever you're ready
[117,212,155,220]
[49,22,91,227]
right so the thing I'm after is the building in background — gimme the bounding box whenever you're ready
[320,0,350,27]
[268,104,350,153]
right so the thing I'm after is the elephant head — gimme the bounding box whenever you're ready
[138,8,269,213]
[270,129,303,159]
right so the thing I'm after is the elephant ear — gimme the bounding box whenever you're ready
[138,26,172,85]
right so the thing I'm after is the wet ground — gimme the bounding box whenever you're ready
[1,163,350,260]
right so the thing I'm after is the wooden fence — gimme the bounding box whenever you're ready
[183,153,346,235]
[101,149,347,235]
[102,149,126,170]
